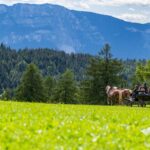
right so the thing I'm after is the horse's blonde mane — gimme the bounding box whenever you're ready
[106,86,119,95]
[106,85,111,94]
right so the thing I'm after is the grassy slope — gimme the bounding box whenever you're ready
[0,101,150,150]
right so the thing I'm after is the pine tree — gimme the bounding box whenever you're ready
[80,44,123,104]
[135,60,150,85]
[1,88,11,100]
[44,76,55,102]
[16,64,46,102]
[53,69,77,104]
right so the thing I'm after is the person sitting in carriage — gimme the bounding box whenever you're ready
[139,83,148,95]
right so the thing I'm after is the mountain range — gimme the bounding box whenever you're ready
[0,3,150,59]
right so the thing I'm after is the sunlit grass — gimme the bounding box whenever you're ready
[0,101,150,150]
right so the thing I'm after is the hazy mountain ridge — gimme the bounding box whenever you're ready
[0,3,150,58]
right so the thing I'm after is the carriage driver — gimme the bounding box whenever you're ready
[132,84,140,100]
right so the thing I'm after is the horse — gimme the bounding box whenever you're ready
[106,85,122,105]
[121,89,132,104]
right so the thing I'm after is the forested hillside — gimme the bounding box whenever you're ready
[0,43,143,94]
[0,44,91,93]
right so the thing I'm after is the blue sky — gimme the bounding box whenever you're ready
[0,0,150,23]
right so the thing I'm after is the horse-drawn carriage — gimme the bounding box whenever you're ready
[106,84,150,107]
[124,83,150,107]
[125,92,150,107]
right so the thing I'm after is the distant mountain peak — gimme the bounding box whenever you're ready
[0,3,150,59]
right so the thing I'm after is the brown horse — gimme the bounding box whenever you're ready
[106,86,132,105]
[121,89,132,104]
[106,86,122,105]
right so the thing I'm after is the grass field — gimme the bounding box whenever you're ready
[1,101,150,150]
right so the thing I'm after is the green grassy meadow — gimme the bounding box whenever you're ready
[1,101,150,150]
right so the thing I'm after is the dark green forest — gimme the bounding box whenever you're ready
[0,43,146,104]
[0,43,91,92]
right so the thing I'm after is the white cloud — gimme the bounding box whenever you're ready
[118,13,148,23]
[87,0,150,6]
[129,8,135,12]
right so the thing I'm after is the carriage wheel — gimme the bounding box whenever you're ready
[139,99,146,107]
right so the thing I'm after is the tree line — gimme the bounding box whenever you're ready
[0,43,147,104]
